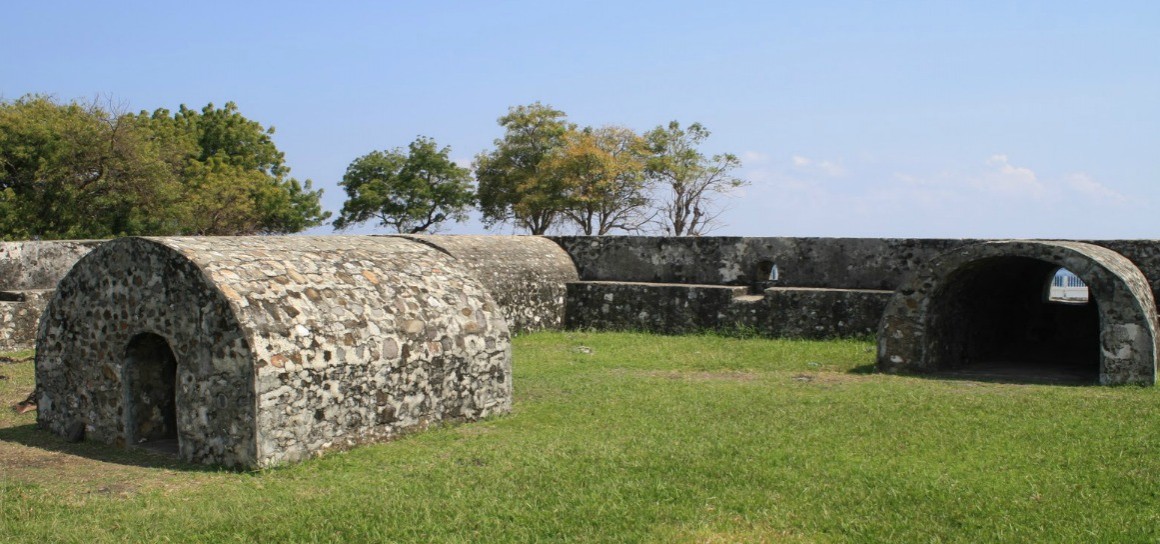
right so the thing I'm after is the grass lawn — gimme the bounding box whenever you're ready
[2,332,1159,543]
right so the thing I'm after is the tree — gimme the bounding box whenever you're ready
[548,125,652,235]
[139,102,330,235]
[474,102,574,234]
[0,95,184,239]
[0,95,329,239]
[643,121,747,236]
[333,137,474,233]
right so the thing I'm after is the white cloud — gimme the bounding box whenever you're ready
[725,152,1149,239]
[791,155,846,177]
[1066,173,1127,204]
[971,154,1046,198]
[741,150,770,164]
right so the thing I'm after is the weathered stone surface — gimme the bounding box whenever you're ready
[0,290,52,351]
[36,236,511,468]
[0,240,101,290]
[1091,240,1160,305]
[566,281,890,339]
[725,287,892,339]
[552,236,980,289]
[0,241,102,351]
[398,235,578,334]
[566,281,748,334]
[878,241,1159,385]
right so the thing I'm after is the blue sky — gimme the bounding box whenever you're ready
[5,1,1158,238]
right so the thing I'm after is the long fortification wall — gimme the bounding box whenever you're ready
[552,236,1160,340]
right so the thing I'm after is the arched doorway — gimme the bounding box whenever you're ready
[925,257,1099,383]
[124,332,178,453]
[878,241,1159,385]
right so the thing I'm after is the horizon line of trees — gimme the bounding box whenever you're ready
[335,102,749,236]
[1,96,747,240]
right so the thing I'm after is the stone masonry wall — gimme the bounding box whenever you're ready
[37,238,257,467]
[552,236,980,289]
[565,282,890,339]
[554,236,1160,302]
[0,240,102,352]
[554,237,915,338]
[878,241,1159,385]
[0,240,101,291]
[399,235,578,334]
[37,236,512,468]
[554,236,1160,342]
[566,282,749,335]
[724,288,892,339]
[0,290,52,352]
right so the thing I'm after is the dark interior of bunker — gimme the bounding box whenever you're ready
[124,332,179,454]
[926,257,1100,384]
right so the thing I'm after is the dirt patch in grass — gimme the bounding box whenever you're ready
[0,358,222,500]
[789,372,878,386]
[632,369,763,382]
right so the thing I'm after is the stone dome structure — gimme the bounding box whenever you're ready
[36,236,511,468]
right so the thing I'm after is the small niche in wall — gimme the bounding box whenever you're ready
[757,260,779,282]
[0,291,25,302]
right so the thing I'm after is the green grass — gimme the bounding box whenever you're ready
[2,332,1159,543]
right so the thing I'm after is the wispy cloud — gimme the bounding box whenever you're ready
[791,155,847,177]
[741,150,770,164]
[1066,173,1127,204]
[971,154,1046,198]
[727,152,1143,238]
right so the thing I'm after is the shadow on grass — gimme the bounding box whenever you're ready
[847,362,1098,387]
[0,423,226,473]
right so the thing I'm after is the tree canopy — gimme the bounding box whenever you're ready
[0,95,328,240]
[333,137,474,234]
[548,125,652,235]
[473,102,574,235]
[643,121,746,236]
[471,105,745,236]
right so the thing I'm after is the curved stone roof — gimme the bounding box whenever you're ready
[878,240,1159,385]
[399,235,578,333]
[37,236,511,468]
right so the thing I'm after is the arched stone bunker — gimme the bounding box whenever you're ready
[23,235,1160,468]
[36,236,512,469]
[878,241,1160,385]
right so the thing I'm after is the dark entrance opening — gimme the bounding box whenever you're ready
[124,333,179,455]
[753,260,779,291]
[926,257,1100,384]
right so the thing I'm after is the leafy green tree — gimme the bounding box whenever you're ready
[474,103,574,234]
[643,121,747,236]
[333,137,474,233]
[139,102,330,235]
[547,125,652,235]
[0,95,184,239]
[0,95,328,239]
